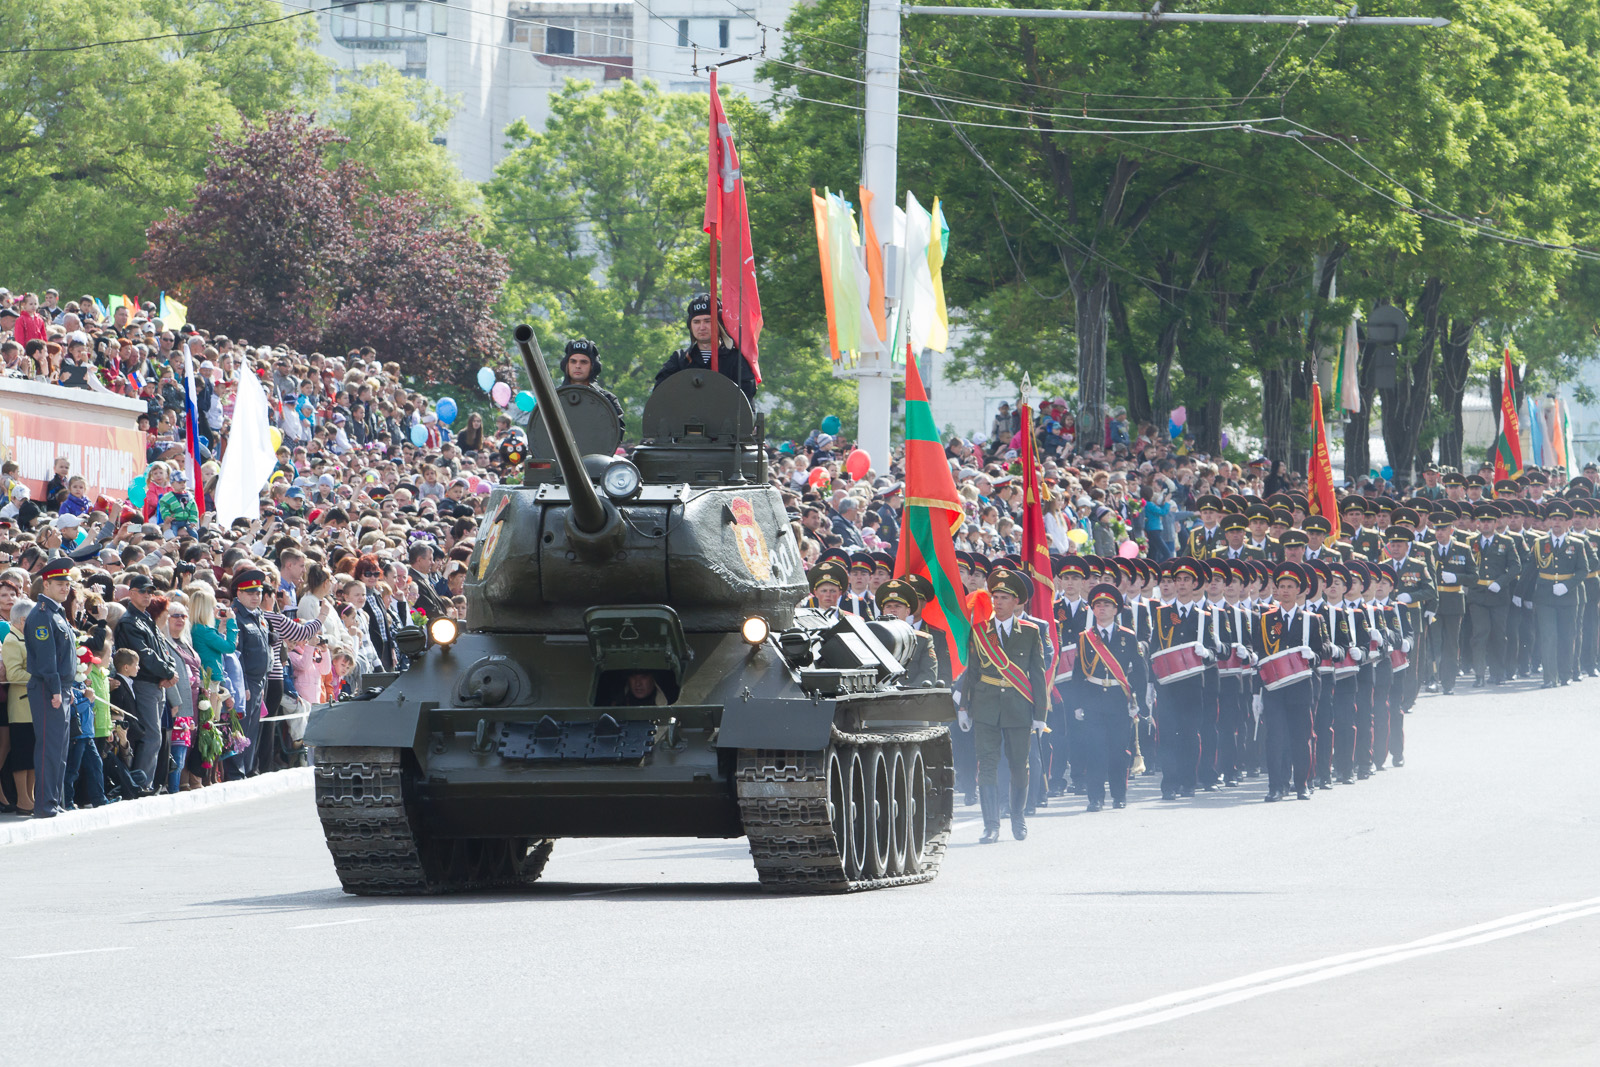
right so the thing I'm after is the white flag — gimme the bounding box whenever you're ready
[214,357,276,529]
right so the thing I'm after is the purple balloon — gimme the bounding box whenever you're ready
[1220,432,1230,449]
[492,381,512,407]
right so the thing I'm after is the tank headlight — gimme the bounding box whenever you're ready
[428,616,460,647]
[602,459,642,501]
[741,616,770,645]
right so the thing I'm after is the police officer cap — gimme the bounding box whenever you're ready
[1430,509,1456,526]
[876,578,920,611]
[1442,471,1466,487]
[1088,582,1122,609]
[1572,499,1596,517]
[234,568,267,593]
[1303,514,1333,535]
[1222,514,1249,533]
[904,573,934,604]
[1279,529,1309,548]
[1391,507,1421,529]
[988,566,1032,602]
[1466,474,1486,488]
[1269,506,1295,526]
[1473,502,1501,520]
[808,561,848,590]
[1196,494,1224,512]
[1245,502,1273,521]
[1386,524,1416,543]
[39,556,73,582]
[1266,493,1293,510]
[1546,500,1574,519]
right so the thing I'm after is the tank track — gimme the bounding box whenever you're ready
[314,746,553,895]
[736,726,954,893]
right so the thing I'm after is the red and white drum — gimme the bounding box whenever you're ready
[1216,646,1252,676]
[1389,647,1409,672]
[1151,641,1208,685]
[1258,647,1315,690]
[1053,645,1078,686]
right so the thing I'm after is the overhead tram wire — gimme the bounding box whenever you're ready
[0,9,315,54]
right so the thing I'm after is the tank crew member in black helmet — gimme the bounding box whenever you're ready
[653,293,757,401]
[561,338,624,431]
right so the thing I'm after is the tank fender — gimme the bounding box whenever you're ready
[305,700,425,750]
[715,697,837,750]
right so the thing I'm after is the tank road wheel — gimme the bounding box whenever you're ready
[511,839,556,885]
[902,746,930,875]
[887,747,911,875]
[845,746,869,880]
[860,746,893,879]
[735,726,954,893]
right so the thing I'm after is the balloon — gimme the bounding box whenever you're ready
[807,467,830,488]
[269,427,283,450]
[515,390,536,412]
[436,397,458,425]
[492,381,513,407]
[844,448,871,481]
[128,475,147,507]
[821,415,841,436]
[1067,528,1090,546]
[477,367,495,392]
[1118,540,1141,559]
[1381,465,1394,480]
[410,423,427,446]
[1169,405,1187,427]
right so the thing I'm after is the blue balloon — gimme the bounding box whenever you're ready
[1381,465,1394,480]
[821,415,841,436]
[436,397,458,425]
[410,423,428,446]
[129,475,147,507]
[515,390,536,413]
[476,367,495,393]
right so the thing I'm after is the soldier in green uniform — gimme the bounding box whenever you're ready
[1467,502,1516,687]
[1571,498,1600,679]
[801,561,848,618]
[1426,509,1476,695]
[1244,503,1280,561]
[875,579,940,688]
[1213,514,1253,560]
[957,567,1048,844]
[1185,495,1227,558]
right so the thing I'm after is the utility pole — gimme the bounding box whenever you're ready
[854,4,1447,460]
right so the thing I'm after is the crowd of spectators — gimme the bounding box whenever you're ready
[0,289,526,817]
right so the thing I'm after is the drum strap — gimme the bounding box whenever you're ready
[1082,630,1132,701]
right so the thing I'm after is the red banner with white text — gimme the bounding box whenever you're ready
[0,409,148,502]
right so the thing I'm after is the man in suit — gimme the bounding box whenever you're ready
[407,541,449,621]
[1067,583,1146,811]
[958,567,1047,843]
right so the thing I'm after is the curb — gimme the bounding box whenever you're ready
[0,766,313,847]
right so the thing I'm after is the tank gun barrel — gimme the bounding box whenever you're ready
[513,323,608,534]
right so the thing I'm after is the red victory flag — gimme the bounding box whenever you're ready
[1494,345,1524,483]
[895,350,971,668]
[1018,389,1059,676]
[1308,382,1340,542]
[704,70,763,382]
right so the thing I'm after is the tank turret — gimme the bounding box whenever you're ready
[306,326,955,895]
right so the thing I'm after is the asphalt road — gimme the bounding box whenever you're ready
[4,677,1598,1067]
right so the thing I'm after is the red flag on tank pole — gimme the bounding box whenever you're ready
[705,70,763,382]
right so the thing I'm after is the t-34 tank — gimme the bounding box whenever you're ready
[306,324,954,893]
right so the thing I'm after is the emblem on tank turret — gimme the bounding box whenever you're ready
[728,496,770,580]
[477,497,510,580]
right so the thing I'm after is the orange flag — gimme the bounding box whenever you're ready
[858,185,888,344]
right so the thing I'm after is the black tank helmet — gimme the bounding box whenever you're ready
[561,337,602,383]
[686,292,723,333]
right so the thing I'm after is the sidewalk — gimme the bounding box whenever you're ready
[0,767,313,847]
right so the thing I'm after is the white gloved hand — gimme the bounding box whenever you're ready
[1488,582,1501,593]
[1396,592,1413,604]
[1441,571,1457,584]
[1554,582,1570,597]
[1332,645,1346,661]
[1251,693,1263,718]
[1128,702,1140,720]
[1425,611,1437,623]
[1402,637,1413,653]
[1145,683,1157,706]
[1198,645,1215,662]
[957,708,972,732]
[1512,596,1523,607]
[1350,646,1364,662]
[1074,708,1085,721]
[1032,719,1048,733]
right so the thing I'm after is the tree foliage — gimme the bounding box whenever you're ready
[141,111,506,383]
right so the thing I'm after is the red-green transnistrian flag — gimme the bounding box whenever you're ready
[895,348,971,668]
[1018,397,1059,678]
[1494,345,1523,484]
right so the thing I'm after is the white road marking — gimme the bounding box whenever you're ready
[851,896,1600,1067]
[289,917,376,930]
[12,947,131,960]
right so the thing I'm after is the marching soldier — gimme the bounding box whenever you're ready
[1426,509,1476,696]
[1345,497,1383,561]
[24,557,77,819]
[842,555,879,619]
[1383,523,1435,714]
[1050,557,1093,797]
[1146,558,1219,801]
[1244,503,1280,561]
[1253,563,1331,801]
[1214,514,1254,561]
[1572,499,1600,680]
[957,567,1047,843]
[1467,502,1515,686]
[1185,495,1228,557]
[801,561,848,619]
[1066,583,1146,811]
[1533,500,1584,688]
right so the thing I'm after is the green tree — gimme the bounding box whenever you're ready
[0,0,326,294]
